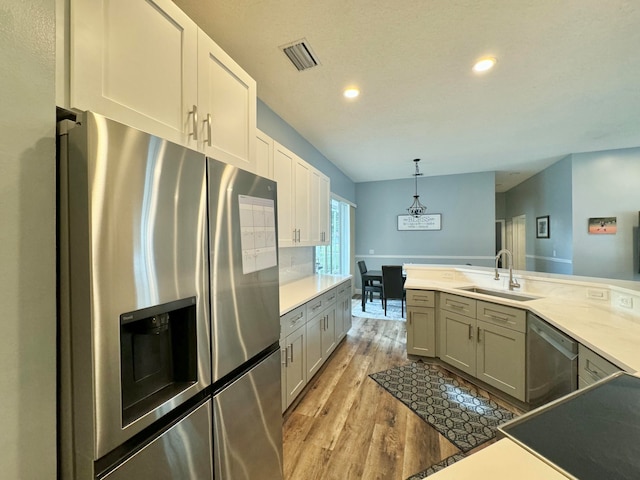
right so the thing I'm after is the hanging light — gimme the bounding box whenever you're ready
[407,158,427,217]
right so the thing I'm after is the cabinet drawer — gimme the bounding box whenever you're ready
[407,290,435,308]
[579,344,621,386]
[281,305,306,338]
[476,301,526,333]
[440,292,476,318]
[305,288,338,318]
[337,280,352,296]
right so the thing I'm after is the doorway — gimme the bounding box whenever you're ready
[511,214,526,270]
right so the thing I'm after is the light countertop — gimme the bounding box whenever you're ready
[427,440,568,480]
[279,274,352,315]
[404,266,640,373]
[405,264,640,479]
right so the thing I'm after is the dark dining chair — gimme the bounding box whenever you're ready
[382,265,406,317]
[358,260,382,311]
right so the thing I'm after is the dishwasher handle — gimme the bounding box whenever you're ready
[531,323,578,360]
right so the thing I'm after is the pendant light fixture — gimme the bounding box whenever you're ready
[407,158,427,217]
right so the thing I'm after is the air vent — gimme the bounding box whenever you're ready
[280,39,319,71]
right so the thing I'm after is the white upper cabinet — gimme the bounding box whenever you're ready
[64,0,257,171]
[256,129,274,180]
[310,168,331,245]
[293,159,311,244]
[273,141,295,247]
[197,30,256,171]
[68,0,199,148]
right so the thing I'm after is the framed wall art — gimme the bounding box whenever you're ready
[536,215,550,239]
[397,214,442,231]
[588,217,617,234]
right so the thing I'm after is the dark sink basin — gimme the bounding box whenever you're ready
[457,286,537,302]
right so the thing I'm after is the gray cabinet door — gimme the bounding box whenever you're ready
[476,319,526,401]
[439,309,476,376]
[407,306,436,357]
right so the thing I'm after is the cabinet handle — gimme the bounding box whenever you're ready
[477,326,481,343]
[585,362,602,379]
[293,229,296,243]
[205,113,212,147]
[297,229,301,242]
[289,344,293,363]
[487,312,509,322]
[281,348,288,367]
[189,105,198,140]
[449,302,465,310]
[468,324,472,339]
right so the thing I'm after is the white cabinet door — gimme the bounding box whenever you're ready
[309,168,331,245]
[273,141,295,247]
[309,169,322,244]
[319,173,331,245]
[294,159,311,244]
[70,0,198,147]
[197,29,256,171]
[256,129,274,180]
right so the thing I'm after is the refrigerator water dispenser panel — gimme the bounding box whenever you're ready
[120,296,198,426]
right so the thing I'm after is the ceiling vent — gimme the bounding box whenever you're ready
[280,39,319,71]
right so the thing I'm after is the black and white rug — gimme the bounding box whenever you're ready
[351,297,405,320]
[369,361,516,453]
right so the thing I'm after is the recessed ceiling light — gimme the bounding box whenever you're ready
[473,57,497,73]
[343,88,360,99]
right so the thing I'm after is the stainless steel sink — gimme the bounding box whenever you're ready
[457,286,537,302]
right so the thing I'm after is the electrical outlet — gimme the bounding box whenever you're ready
[619,296,634,309]
[587,288,609,301]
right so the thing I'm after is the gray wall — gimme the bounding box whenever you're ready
[257,99,356,203]
[0,1,57,477]
[355,171,496,287]
[505,155,573,274]
[572,148,640,281]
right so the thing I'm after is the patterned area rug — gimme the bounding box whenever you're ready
[369,361,516,453]
[351,297,405,320]
[406,453,467,479]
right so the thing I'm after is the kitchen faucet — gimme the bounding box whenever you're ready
[494,249,520,290]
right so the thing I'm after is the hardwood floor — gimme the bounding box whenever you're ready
[283,316,460,480]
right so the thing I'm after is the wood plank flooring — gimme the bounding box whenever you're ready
[283,316,459,480]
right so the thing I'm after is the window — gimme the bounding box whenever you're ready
[315,198,350,275]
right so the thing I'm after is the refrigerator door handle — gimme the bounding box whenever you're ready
[281,347,288,367]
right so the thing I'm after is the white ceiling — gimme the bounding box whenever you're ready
[174,0,640,191]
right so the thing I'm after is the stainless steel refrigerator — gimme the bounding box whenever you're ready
[59,111,284,479]
[207,158,284,480]
[58,111,213,479]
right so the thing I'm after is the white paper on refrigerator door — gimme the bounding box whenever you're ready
[239,195,277,274]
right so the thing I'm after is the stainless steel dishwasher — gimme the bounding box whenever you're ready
[527,313,578,407]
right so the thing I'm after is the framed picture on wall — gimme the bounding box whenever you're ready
[588,217,617,234]
[536,215,550,238]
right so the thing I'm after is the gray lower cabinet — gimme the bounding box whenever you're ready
[281,323,306,412]
[336,280,352,341]
[407,290,436,357]
[281,305,307,412]
[280,279,351,411]
[578,344,621,389]
[438,292,526,401]
[439,308,476,375]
